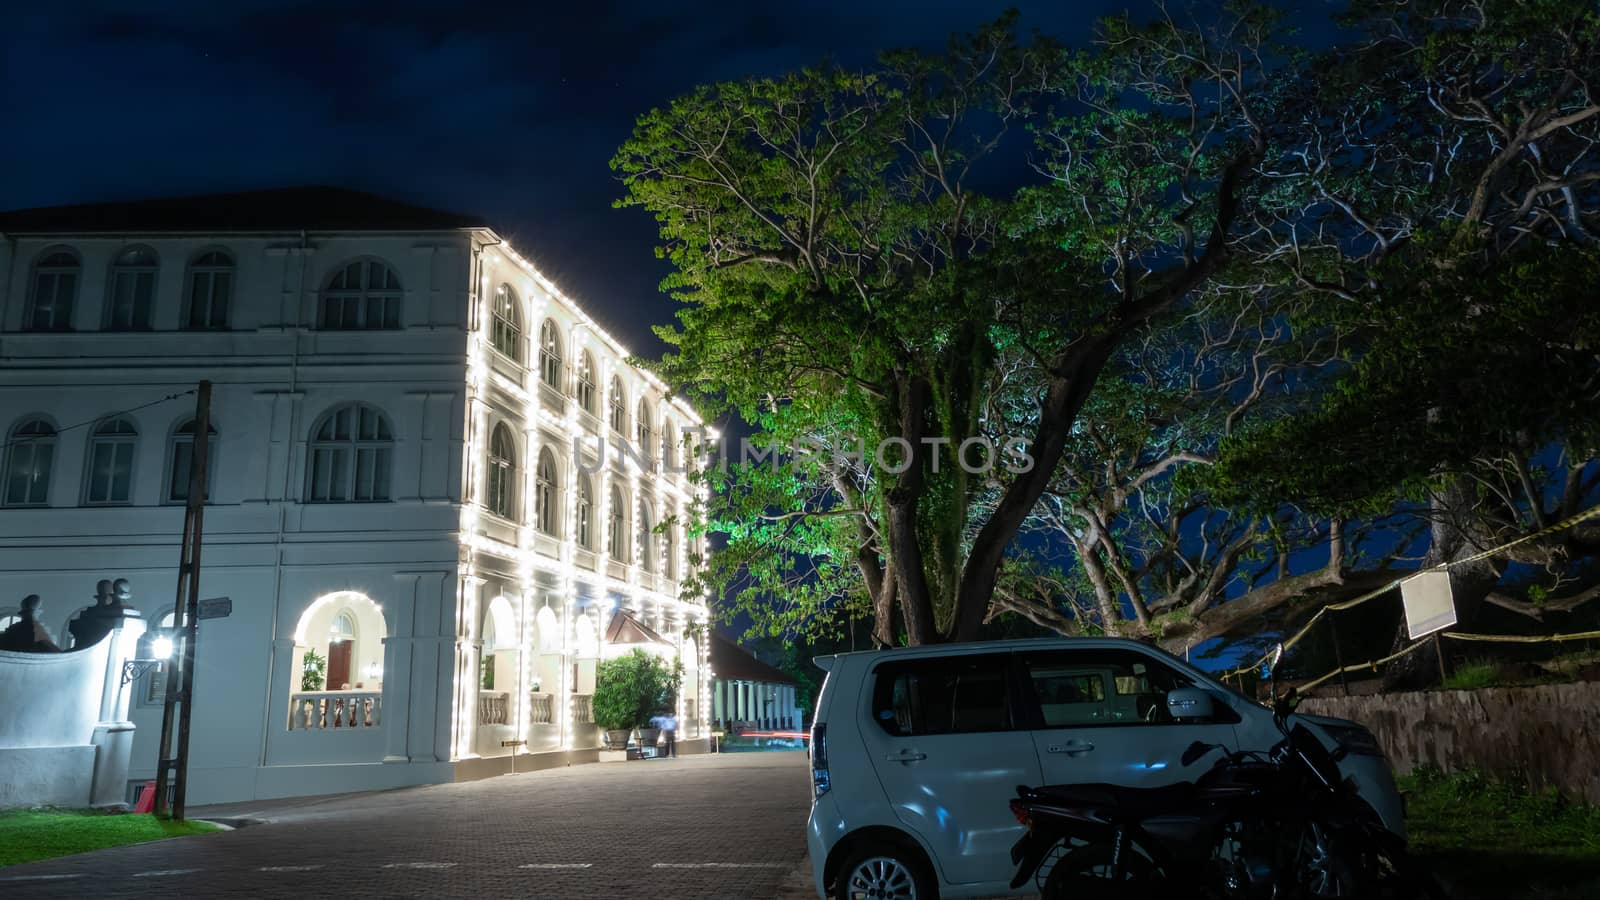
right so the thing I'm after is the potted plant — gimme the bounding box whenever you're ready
[592,648,680,753]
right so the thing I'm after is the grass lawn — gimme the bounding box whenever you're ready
[1402,768,1600,900]
[0,808,219,867]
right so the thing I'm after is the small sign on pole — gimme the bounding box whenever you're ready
[1402,571,1458,639]
[198,597,232,620]
[500,739,527,748]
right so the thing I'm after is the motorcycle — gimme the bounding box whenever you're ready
[1008,690,1445,899]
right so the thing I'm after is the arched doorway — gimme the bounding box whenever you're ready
[288,592,387,730]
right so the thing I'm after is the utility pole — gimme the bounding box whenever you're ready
[154,381,211,820]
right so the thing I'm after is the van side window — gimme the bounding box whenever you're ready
[871,654,1014,736]
[1020,649,1205,727]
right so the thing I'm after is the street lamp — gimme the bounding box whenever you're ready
[123,629,175,684]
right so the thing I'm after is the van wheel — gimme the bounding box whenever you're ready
[834,843,936,900]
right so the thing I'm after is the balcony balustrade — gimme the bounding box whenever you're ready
[289,690,382,730]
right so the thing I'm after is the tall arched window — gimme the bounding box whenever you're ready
[664,505,678,580]
[2,419,55,507]
[84,417,138,505]
[576,351,597,414]
[167,418,218,503]
[320,259,401,330]
[535,448,558,535]
[638,499,655,572]
[26,249,79,332]
[576,473,594,549]
[539,319,563,389]
[485,424,516,518]
[608,484,628,561]
[183,250,233,330]
[609,376,627,433]
[307,404,393,502]
[492,284,522,362]
[105,246,159,330]
[662,417,677,470]
[636,399,654,467]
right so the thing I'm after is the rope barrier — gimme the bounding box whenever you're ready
[1278,628,1600,697]
[1220,502,1600,682]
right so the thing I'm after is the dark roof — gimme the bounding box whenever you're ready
[604,610,670,646]
[709,634,795,686]
[0,186,487,235]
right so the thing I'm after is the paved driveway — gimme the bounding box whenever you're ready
[1,752,814,899]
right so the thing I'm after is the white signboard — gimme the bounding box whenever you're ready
[1401,570,1458,639]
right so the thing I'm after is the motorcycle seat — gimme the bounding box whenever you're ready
[1032,781,1198,819]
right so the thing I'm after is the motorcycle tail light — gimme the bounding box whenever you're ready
[1009,799,1032,827]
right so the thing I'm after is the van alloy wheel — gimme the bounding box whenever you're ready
[844,856,918,900]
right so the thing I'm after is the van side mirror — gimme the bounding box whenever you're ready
[1166,688,1216,722]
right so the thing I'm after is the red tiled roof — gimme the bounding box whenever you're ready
[709,633,795,685]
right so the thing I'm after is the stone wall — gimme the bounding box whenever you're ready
[1300,682,1600,804]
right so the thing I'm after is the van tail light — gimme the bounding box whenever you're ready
[810,722,830,799]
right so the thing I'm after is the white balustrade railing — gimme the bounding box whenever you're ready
[529,692,555,725]
[572,693,594,725]
[478,690,510,726]
[289,691,381,730]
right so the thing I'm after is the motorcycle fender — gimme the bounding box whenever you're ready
[1009,830,1058,890]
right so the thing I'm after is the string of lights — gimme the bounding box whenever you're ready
[0,388,197,452]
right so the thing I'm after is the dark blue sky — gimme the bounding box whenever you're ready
[1,0,1138,356]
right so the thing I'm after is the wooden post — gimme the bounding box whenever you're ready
[153,381,210,819]
[1433,631,1449,687]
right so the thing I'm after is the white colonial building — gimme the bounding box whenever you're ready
[0,187,712,805]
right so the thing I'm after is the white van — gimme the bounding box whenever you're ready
[805,637,1402,900]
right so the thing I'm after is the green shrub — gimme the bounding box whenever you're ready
[1443,659,1499,690]
[591,648,681,731]
[300,649,326,691]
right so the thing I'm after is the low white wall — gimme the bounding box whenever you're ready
[0,640,113,749]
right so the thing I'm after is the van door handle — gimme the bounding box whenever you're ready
[1047,741,1095,755]
[885,751,927,763]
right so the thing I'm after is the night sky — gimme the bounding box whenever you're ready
[1,1,1130,358]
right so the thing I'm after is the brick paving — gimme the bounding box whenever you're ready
[0,752,814,900]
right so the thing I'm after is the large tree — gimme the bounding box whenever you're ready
[616,9,1278,644]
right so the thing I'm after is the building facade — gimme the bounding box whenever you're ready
[709,634,804,733]
[0,188,712,804]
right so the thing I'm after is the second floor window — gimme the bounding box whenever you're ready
[167,419,218,503]
[321,259,401,330]
[84,418,138,505]
[307,404,393,502]
[636,400,654,466]
[535,449,558,535]
[638,500,655,572]
[184,250,233,330]
[485,424,516,518]
[609,376,626,433]
[2,419,55,507]
[576,351,597,415]
[105,246,158,330]
[576,474,594,549]
[26,250,79,332]
[539,319,563,389]
[492,284,522,362]
[608,484,627,561]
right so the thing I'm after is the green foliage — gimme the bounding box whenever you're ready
[480,653,494,691]
[300,649,326,692]
[1443,659,1502,691]
[591,648,681,731]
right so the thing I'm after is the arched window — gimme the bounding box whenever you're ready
[664,505,678,580]
[167,418,218,503]
[662,417,677,470]
[608,483,628,561]
[535,448,558,535]
[638,499,655,572]
[539,319,563,389]
[183,250,233,330]
[485,424,516,518]
[576,351,597,414]
[2,419,55,507]
[140,611,178,706]
[26,249,79,332]
[84,417,138,505]
[491,284,522,362]
[105,246,159,330]
[609,376,627,433]
[636,399,654,467]
[320,259,401,330]
[307,404,393,502]
[576,473,594,549]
